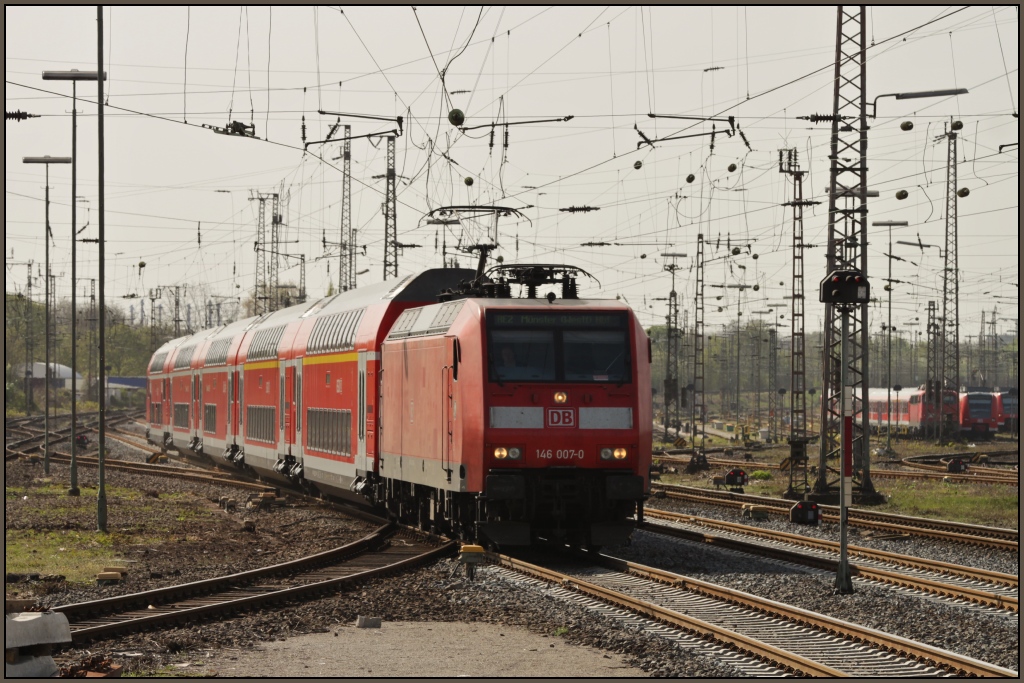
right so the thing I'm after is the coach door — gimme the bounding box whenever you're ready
[193,372,201,437]
[284,364,296,452]
[356,352,368,474]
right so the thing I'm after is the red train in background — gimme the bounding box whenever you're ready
[864,385,958,435]
[147,265,652,548]
[994,389,1018,434]
[958,391,1000,439]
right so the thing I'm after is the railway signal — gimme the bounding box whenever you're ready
[820,267,869,595]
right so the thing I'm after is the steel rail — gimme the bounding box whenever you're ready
[643,508,1017,587]
[589,554,1019,678]
[660,454,1018,485]
[494,553,845,677]
[651,484,1019,548]
[641,515,1017,612]
[57,527,453,643]
[45,450,273,491]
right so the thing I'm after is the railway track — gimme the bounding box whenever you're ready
[494,552,1018,677]
[649,483,1019,550]
[641,508,1018,613]
[659,453,1019,485]
[45,450,274,492]
[53,525,453,644]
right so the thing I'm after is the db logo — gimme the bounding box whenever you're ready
[547,408,575,428]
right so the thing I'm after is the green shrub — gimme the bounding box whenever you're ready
[749,470,773,481]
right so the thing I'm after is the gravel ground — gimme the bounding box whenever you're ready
[7,436,1017,678]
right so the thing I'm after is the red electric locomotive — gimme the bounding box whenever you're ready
[380,265,652,547]
[865,385,957,436]
[994,389,1018,434]
[145,265,650,548]
[958,391,999,439]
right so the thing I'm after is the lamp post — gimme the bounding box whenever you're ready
[97,6,109,532]
[42,69,106,496]
[22,155,72,476]
[868,88,969,118]
[874,220,908,455]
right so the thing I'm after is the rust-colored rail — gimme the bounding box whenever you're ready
[55,526,453,643]
[642,509,1017,612]
[650,483,1018,550]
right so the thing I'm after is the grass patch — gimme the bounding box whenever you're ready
[553,626,569,637]
[5,529,137,583]
[878,480,1019,529]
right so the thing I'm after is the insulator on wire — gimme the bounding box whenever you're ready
[896,190,909,200]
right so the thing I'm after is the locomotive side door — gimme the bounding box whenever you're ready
[443,336,458,484]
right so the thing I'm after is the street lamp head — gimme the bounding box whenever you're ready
[870,88,968,117]
[42,70,107,81]
[23,156,73,164]
[894,88,968,101]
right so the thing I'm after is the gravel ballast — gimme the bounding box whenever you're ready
[6,437,1017,677]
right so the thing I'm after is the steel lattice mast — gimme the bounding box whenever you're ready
[816,6,875,495]
[663,258,682,441]
[939,127,960,439]
[780,148,817,440]
[383,136,398,280]
[254,197,266,314]
[768,327,779,440]
[926,300,939,439]
[691,234,706,451]
[340,125,355,291]
[270,194,281,311]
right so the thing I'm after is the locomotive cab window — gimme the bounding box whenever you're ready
[487,311,631,384]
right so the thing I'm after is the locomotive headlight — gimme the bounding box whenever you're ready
[554,391,568,404]
[508,447,522,460]
[600,447,614,460]
[494,447,508,459]
[613,448,628,460]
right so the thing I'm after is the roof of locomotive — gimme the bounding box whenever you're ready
[386,295,634,341]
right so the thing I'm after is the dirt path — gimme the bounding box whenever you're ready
[189,621,643,677]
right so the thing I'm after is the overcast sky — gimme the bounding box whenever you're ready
[5,6,1019,339]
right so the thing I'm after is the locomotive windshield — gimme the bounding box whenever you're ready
[967,393,993,418]
[488,311,631,384]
